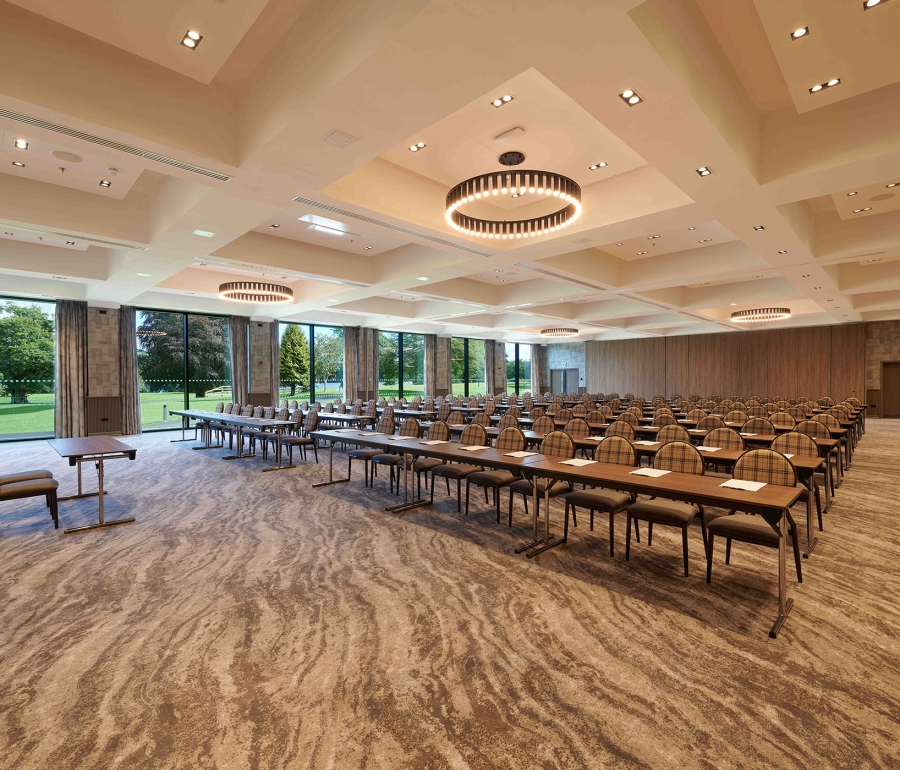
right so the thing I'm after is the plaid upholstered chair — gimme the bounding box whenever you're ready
[769,412,795,429]
[371,418,421,494]
[400,420,450,495]
[347,416,394,486]
[532,415,555,435]
[652,413,677,427]
[506,406,522,419]
[605,421,635,442]
[564,418,590,440]
[731,402,747,412]
[625,441,707,577]
[657,424,692,444]
[547,403,560,416]
[431,423,488,511]
[795,419,829,439]
[617,412,639,428]
[465,426,527,523]
[742,417,775,435]
[472,412,491,427]
[599,405,614,419]
[572,403,587,417]
[508,431,575,523]
[685,408,707,421]
[705,449,803,585]
[280,410,320,465]
[585,411,606,431]
[724,410,748,425]
[483,400,496,416]
[695,415,724,431]
[704,427,744,451]
[745,398,760,407]
[258,407,291,458]
[786,406,806,421]
[563,436,638,556]
[763,402,779,414]
[447,411,465,426]
[745,406,768,418]
[497,413,519,430]
[772,432,823,532]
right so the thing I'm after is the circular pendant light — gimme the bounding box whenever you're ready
[218,282,293,304]
[730,307,791,323]
[446,166,582,240]
[540,327,579,338]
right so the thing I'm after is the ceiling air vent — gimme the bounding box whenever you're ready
[0,222,147,250]
[0,108,231,182]
[513,263,608,292]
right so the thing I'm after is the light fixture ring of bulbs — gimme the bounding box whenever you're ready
[445,169,582,239]
[540,327,579,338]
[730,307,791,323]
[218,282,294,304]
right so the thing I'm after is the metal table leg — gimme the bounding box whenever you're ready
[387,451,431,514]
[802,473,818,558]
[171,416,199,443]
[527,480,566,558]
[64,456,135,534]
[312,441,351,487]
[769,508,793,638]
[224,426,255,460]
[264,424,295,472]
[515,475,544,553]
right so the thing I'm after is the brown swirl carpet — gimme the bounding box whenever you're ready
[1,420,899,769]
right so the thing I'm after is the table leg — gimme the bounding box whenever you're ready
[264,425,294,472]
[224,426,255,460]
[63,457,136,534]
[171,416,198,443]
[515,475,544,553]
[803,475,818,558]
[312,442,351,487]
[58,456,107,502]
[193,419,218,450]
[527,480,565,558]
[387,452,430,514]
[769,508,793,638]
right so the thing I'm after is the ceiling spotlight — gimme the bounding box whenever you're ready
[193,229,215,237]
[779,250,789,255]
[66,241,75,245]
[619,89,643,106]
[809,78,840,94]
[99,180,111,187]
[696,167,712,177]
[136,272,151,277]
[417,276,429,281]
[753,225,765,231]
[864,0,889,9]
[688,226,696,230]
[698,238,712,243]
[409,142,426,152]
[847,191,858,196]
[12,161,24,167]
[752,274,764,278]
[589,162,608,170]
[364,246,373,250]
[814,286,822,289]
[616,242,624,246]
[14,139,28,150]
[491,94,515,108]
[852,207,872,213]
[270,224,280,228]
[865,258,882,262]
[637,251,648,255]
[181,30,203,49]
[887,182,899,188]
[791,27,810,40]
[648,234,660,239]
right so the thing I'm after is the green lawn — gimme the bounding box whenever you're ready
[0,393,55,438]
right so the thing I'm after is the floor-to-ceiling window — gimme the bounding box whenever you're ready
[403,333,425,399]
[0,297,56,440]
[451,338,466,396]
[279,323,345,403]
[278,323,311,403]
[376,331,425,399]
[517,343,532,394]
[466,339,485,396]
[378,331,400,398]
[313,325,344,402]
[137,310,231,430]
[506,344,516,394]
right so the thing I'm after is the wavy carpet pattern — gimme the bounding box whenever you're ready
[1,421,899,769]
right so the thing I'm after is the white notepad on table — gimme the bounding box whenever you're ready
[696,445,721,452]
[459,445,489,452]
[739,432,756,437]
[504,451,537,458]
[559,458,596,467]
[630,468,671,477]
[720,479,767,491]
[633,440,659,446]
[782,453,794,459]
[335,429,359,433]
[419,440,448,445]
[688,429,706,434]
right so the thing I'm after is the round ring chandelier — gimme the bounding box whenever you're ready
[731,307,791,323]
[540,327,579,338]
[218,282,293,304]
[446,169,582,239]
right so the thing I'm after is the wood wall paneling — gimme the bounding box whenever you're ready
[86,396,122,435]
[689,333,740,397]
[766,329,799,398]
[664,336,690,397]
[796,326,832,399]
[831,323,866,401]
[738,330,769,398]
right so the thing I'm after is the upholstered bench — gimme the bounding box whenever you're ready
[0,471,59,529]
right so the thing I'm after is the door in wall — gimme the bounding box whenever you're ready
[566,367,580,393]
[883,362,900,418]
[551,369,564,393]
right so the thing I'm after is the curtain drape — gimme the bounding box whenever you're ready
[357,327,379,400]
[119,305,141,435]
[436,337,452,396]
[343,326,360,401]
[424,334,437,397]
[491,341,507,395]
[269,321,281,404]
[54,299,88,438]
[531,344,546,394]
[229,315,249,406]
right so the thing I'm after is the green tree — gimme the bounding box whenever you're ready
[0,302,55,404]
[403,333,424,386]
[314,328,343,393]
[280,324,310,396]
[379,332,399,385]
[450,337,466,384]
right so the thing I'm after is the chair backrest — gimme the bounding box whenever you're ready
[712,404,729,416]
[382,406,394,419]
[497,413,518,430]
[594,435,636,466]
[731,402,747,412]
[652,413,676,427]
[572,403,587,416]
[826,406,849,420]
[556,408,574,423]
[263,406,276,419]
[377,397,387,407]
[785,407,806,421]
[252,406,264,418]
[763,402,779,414]
[532,415,555,434]
[772,431,818,457]
[540,431,576,459]
[605,421,635,441]
[241,406,253,416]
[733,449,796,487]
[794,419,829,439]
[547,403,560,416]
[599,405,614,419]
[215,402,224,413]
[685,408,707,421]
[337,403,347,413]
[459,423,487,446]
[585,410,606,428]
[564,418,590,439]
[617,412,639,427]
[657,423,692,444]
[483,401,496,415]
[528,407,545,420]
[505,405,522,418]
[363,404,376,417]
[399,418,420,438]
[769,412,795,429]
[742,417,775,435]
[350,404,361,415]
[447,411,465,425]
[472,412,491,427]
[724,410,748,424]
[300,401,309,410]
[745,406,768,418]
[813,413,840,430]
[496,426,526,452]
[696,415,725,431]
[289,408,304,427]
[303,410,319,433]
[436,403,451,421]
[289,400,298,409]
[654,441,704,475]
[375,416,395,434]
[312,402,321,411]
[275,407,289,421]
[324,402,334,413]
[704,427,744,451]
[427,421,450,441]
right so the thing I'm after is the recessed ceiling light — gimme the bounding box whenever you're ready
[814,286,822,289]
[802,274,810,278]
[491,94,515,108]
[494,269,504,273]
[364,246,373,250]
[647,234,660,239]
[852,207,872,213]
[136,272,151,277]
[637,251,648,255]
[193,229,215,237]
[99,180,111,187]
[619,89,643,106]
[12,161,24,167]
[270,224,280,228]
[66,241,75,245]
[865,258,882,262]
[730,303,737,306]
[809,78,840,94]
[185,291,195,295]
[589,162,608,170]
[687,226,696,231]
[778,250,788,254]
[181,30,203,49]
[326,298,338,302]
[887,182,899,188]
[847,191,858,196]
[698,238,712,243]
[417,276,429,281]
[499,279,508,282]
[616,242,623,246]
[4,232,13,235]
[14,139,28,150]
[864,0,889,9]
[696,167,712,177]
[409,142,426,152]
[791,27,809,40]
[700,282,710,285]
[753,225,765,231]
[752,274,764,278]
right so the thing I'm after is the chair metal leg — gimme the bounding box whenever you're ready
[465,480,471,515]
[682,525,690,577]
[625,513,633,561]
[706,533,715,583]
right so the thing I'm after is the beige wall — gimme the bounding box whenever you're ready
[249,321,272,396]
[87,306,119,397]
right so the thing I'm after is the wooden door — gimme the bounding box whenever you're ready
[883,362,900,418]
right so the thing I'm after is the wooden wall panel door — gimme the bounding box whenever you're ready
[739,331,769,398]
[766,329,799,398]
[690,332,740,397]
[796,326,832,399]
[831,323,866,401]
[665,336,690,397]
[883,362,900,417]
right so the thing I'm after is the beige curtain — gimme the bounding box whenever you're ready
[343,326,360,401]
[492,341,507,395]
[119,305,141,435]
[357,327,379,401]
[54,299,88,438]
[269,321,281,404]
[229,315,249,406]
[531,344,546,394]
[424,334,437,397]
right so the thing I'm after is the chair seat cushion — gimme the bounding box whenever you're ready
[565,488,631,511]
[0,478,58,499]
[282,436,314,446]
[432,463,479,480]
[707,513,778,543]
[0,470,53,486]
[371,453,402,466]
[467,470,516,487]
[401,457,443,473]
[627,498,698,525]
[347,448,381,459]
[509,478,569,497]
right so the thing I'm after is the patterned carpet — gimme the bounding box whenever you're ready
[1,420,899,769]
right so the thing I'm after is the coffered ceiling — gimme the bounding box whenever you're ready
[2,0,900,343]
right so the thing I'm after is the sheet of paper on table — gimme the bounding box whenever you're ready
[739,432,757,437]
[504,451,537,458]
[459,445,489,451]
[559,458,597,467]
[630,468,671,477]
[419,440,449,445]
[720,479,767,491]
[689,429,706,434]
[633,440,659,446]
[782,453,794,458]
[696,446,721,452]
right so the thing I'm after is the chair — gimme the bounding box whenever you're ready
[432,423,488,511]
[685,409,707,421]
[746,406,768,418]
[472,412,491,427]
[347,416,394,486]
[371,418,421,494]
[617,412,639,428]
[572,403,587,417]
[280,411,320,465]
[436,403,451,421]
[556,408,574,423]
[532,415,555,434]
[529,407,545,420]
[400,421,450,495]
[585,411,606,431]
[483,401,496,416]
[704,427,744,451]
[563,437,637,556]
[772,432,824,532]
[508,431,575,522]
[769,412,796,429]
[724,410,748,425]
[626,441,707,576]
[0,471,59,529]
[705,449,803,585]
[786,406,807,422]
[497,413,519,430]
[742,417,775,435]
[466,427,527,523]
[447,411,466,426]
[652,413,676,427]
[259,407,291,458]
[657,423,692,444]
[605,421,635,442]
[506,406,522,419]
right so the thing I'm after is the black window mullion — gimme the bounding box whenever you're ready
[182,313,189,413]
[398,333,404,399]
[515,343,520,395]
[463,338,469,397]
[309,325,316,403]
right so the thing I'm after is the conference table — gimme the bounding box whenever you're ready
[48,436,138,534]
[308,429,804,638]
